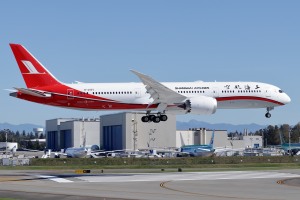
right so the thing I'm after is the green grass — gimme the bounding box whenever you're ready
[0,198,19,200]
[1,156,299,172]
[1,162,299,172]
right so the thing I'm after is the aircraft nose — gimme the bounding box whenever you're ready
[283,94,291,104]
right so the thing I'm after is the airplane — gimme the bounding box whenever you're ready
[50,145,101,158]
[180,130,215,157]
[9,44,291,123]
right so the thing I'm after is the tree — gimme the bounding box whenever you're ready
[39,133,45,139]
[291,123,300,143]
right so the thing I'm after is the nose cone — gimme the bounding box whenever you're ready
[282,93,291,105]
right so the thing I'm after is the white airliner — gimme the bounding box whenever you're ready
[9,44,291,123]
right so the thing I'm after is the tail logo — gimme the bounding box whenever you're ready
[21,60,45,74]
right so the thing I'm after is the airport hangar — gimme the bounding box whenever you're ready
[45,112,262,151]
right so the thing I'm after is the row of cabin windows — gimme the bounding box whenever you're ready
[221,90,262,93]
[177,90,205,94]
[93,91,132,95]
[78,89,263,96]
[78,91,133,95]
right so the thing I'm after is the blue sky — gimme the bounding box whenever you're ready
[0,1,299,126]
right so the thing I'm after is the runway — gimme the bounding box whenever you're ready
[0,170,300,200]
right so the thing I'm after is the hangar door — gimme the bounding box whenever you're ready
[103,125,123,151]
[60,130,72,149]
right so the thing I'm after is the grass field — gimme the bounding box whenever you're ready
[1,156,300,172]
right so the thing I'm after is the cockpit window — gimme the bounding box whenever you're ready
[279,90,283,93]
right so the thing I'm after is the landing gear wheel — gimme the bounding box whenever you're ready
[141,116,150,122]
[153,116,161,123]
[265,112,271,118]
[160,115,168,121]
[149,115,156,122]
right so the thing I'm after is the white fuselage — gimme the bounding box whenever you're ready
[65,81,290,112]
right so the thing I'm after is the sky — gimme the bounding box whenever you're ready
[0,1,299,126]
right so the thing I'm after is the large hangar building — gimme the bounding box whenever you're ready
[45,112,261,151]
[100,113,176,151]
[46,118,100,150]
[45,113,176,151]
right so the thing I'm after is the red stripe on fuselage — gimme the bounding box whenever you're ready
[36,84,116,102]
[15,92,158,110]
[216,96,284,105]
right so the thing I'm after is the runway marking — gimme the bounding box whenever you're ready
[75,171,300,183]
[38,175,73,183]
[160,181,277,200]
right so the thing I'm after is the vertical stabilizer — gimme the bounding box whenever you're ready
[209,130,215,148]
[279,131,286,145]
[10,44,61,88]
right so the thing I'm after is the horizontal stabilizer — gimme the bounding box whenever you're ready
[13,87,52,98]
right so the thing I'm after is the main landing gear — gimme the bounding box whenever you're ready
[141,113,168,123]
[265,107,274,118]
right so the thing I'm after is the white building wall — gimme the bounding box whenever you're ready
[202,130,228,147]
[75,120,100,147]
[243,135,263,148]
[101,112,176,150]
[46,118,74,132]
[46,118,100,149]
[0,142,18,151]
[176,130,194,147]
[128,113,176,149]
[176,129,228,148]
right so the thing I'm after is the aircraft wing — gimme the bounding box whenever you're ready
[130,70,186,111]
[13,88,52,98]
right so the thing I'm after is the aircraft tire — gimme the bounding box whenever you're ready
[160,115,168,121]
[141,116,150,122]
[153,116,161,123]
[265,113,271,118]
[149,115,156,121]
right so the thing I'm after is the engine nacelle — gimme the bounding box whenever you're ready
[184,96,217,115]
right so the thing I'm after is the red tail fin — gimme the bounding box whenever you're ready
[10,44,61,88]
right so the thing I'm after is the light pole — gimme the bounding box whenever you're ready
[289,128,291,156]
[132,113,138,151]
[4,129,10,154]
[250,137,253,152]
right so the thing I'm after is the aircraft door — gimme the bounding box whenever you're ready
[134,88,141,97]
[67,89,74,99]
[212,87,219,97]
[265,88,272,98]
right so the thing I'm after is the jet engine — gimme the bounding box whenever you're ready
[181,96,217,115]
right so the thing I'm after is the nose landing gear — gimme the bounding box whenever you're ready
[265,107,274,118]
